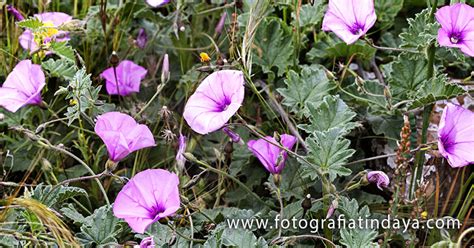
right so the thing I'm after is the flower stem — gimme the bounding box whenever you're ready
[411,0,438,200]
[134,83,167,119]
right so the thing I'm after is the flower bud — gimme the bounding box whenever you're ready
[161,54,170,83]
[222,127,244,145]
[6,5,24,21]
[326,199,338,219]
[136,28,148,49]
[215,12,227,35]
[301,194,312,211]
[0,113,4,122]
[109,51,120,67]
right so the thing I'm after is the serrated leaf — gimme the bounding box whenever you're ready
[292,2,326,28]
[387,54,428,100]
[222,229,268,248]
[77,206,125,247]
[17,17,43,30]
[375,0,404,29]
[31,184,87,207]
[253,18,294,78]
[399,8,439,51]
[303,129,355,181]
[298,95,358,134]
[65,68,102,125]
[42,58,77,81]
[60,203,86,225]
[277,65,335,116]
[409,75,465,109]
[308,33,376,61]
[49,41,75,62]
[338,197,379,248]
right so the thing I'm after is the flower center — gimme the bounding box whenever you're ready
[149,205,165,219]
[349,23,364,35]
[218,98,231,112]
[449,33,462,44]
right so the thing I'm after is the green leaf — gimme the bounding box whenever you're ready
[303,129,355,181]
[366,113,403,142]
[17,17,43,30]
[386,54,428,100]
[222,228,267,248]
[277,65,335,116]
[65,68,102,125]
[292,2,326,28]
[49,41,76,62]
[77,206,125,247]
[30,184,87,207]
[60,203,86,225]
[42,58,77,81]
[338,197,379,248]
[375,0,404,29]
[399,8,439,51]
[298,95,359,135]
[253,18,294,78]
[307,33,376,62]
[409,75,465,109]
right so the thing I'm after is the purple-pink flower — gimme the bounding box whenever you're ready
[6,5,24,21]
[146,0,170,8]
[94,112,155,162]
[113,169,180,234]
[183,70,245,135]
[247,134,297,174]
[0,60,45,113]
[100,60,147,96]
[438,103,474,168]
[136,28,148,49]
[322,0,377,44]
[367,171,389,190]
[435,3,474,57]
[19,12,72,52]
[140,236,155,248]
[176,134,187,170]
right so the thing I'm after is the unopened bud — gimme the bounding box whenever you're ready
[0,113,4,122]
[35,124,46,134]
[222,127,244,145]
[109,51,120,67]
[161,54,170,83]
[301,194,312,211]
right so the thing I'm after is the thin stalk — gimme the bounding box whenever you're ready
[410,0,438,199]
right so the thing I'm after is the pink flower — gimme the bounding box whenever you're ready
[247,134,297,174]
[94,112,155,162]
[435,3,474,57]
[322,0,377,44]
[113,169,180,234]
[100,60,147,96]
[0,60,45,113]
[146,0,170,8]
[19,12,72,52]
[183,70,245,135]
[367,171,389,190]
[140,236,155,248]
[161,54,170,83]
[438,103,474,168]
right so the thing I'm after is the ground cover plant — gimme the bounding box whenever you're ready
[0,0,473,247]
